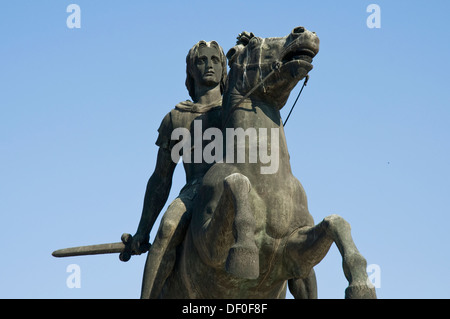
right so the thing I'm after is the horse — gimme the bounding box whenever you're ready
[158,26,376,299]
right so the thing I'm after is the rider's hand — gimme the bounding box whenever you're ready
[130,232,150,255]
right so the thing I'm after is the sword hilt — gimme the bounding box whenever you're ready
[119,233,150,262]
[119,233,133,262]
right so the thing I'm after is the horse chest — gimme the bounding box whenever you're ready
[252,177,304,238]
[265,195,294,238]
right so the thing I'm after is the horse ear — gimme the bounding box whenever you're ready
[226,45,243,66]
[227,31,256,66]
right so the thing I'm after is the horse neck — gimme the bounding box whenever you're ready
[222,88,293,177]
[223,92,282,129]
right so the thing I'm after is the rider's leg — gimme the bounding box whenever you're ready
[140,197,191,299]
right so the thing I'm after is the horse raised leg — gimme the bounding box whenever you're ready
[284,214,376,299]
[192,172,259,279]
[225,173,259,279]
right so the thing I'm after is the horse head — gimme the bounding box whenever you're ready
[225,27,320,110]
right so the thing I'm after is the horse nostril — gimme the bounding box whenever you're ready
[292,26,305,34]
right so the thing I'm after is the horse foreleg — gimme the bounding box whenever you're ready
[285,214,376,299]
[193,173,259,279]
[224,173,259,279]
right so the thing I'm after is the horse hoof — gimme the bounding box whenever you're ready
[345,284,377,299]
[226,245,259,279]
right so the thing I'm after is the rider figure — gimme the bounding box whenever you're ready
[130,40,227,299]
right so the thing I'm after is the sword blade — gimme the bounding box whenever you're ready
[52,242,126,258]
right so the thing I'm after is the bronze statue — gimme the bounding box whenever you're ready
[53,27,376,299]
[155,27,376,299]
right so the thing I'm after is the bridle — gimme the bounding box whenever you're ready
[223,60,309,128]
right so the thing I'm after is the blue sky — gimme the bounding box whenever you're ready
[1,1,449,299]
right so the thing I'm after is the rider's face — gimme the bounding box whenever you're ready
[193,46,222,88]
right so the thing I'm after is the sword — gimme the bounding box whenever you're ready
[52,233,150,262]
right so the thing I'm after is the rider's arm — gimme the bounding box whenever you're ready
[134,147,177,246]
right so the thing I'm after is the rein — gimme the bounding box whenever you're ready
[283,74,308,126]
[222,61,281,127]
[223,61,308,128]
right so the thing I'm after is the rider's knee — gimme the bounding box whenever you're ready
[159,217,178,240]
[158,200,186,240]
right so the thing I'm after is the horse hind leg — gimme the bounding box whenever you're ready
[285,214,376,299]
[224,173,259,279]
[288,269,318,299]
